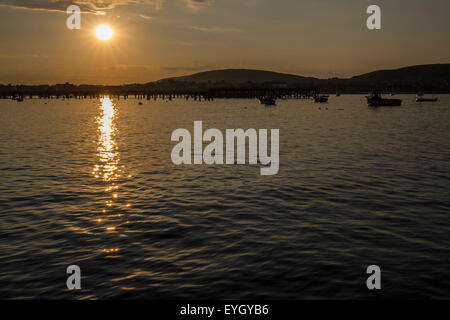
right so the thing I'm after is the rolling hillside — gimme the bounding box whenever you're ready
[157,64,450,92]
[162,69,318,84]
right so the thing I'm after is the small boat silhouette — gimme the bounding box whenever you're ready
[366,91,401,107]
[258,96,276,106]
[313,95,329,103]
[416,94,438,102]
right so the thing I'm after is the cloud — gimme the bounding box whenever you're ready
[0,0,215,13]
[139,14,153,19]
[161,64,214,72]
[0,53,41,59]
[186,0,215,10]
[0,0,163,13]
[191,25,242,33]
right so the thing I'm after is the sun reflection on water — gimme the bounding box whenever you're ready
[94,97,119,182]
[92,96,127,249]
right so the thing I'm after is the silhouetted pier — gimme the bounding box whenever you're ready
[0,85,318,102]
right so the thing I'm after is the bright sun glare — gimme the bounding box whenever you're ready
[95,25,114,41]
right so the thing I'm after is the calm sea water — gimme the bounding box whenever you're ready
[0,95,449,299]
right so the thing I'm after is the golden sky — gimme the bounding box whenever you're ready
[0,0,449,84]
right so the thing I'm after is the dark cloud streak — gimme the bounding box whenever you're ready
[0,1,157,13]
[187,0,215,9]
[0,0,214,13]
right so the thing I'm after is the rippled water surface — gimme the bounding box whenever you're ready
[0,95,449,299]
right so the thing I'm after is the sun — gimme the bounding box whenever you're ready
[95,25,114,41]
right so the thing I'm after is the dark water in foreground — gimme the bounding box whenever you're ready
[0,95,449,299]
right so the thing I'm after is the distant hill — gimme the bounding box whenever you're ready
[158,64,450,92]
[350,64,450,82]
[162,69,318,85]
[344,64,450,92]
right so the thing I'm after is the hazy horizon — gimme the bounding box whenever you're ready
[2,63,450,86]
[1,0,450,84]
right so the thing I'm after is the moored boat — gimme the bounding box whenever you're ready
[365,91,402,107]
[416,97,438,102]
[416,94,438,102]
[313,95,329,103]
[258,96,277,105]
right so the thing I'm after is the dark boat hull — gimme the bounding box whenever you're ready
[366,97,402,107]
[416,98,438,102]
[258,98,276,105]
[313,96,329,103]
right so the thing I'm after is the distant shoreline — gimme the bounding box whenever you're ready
[1,63,449,94]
